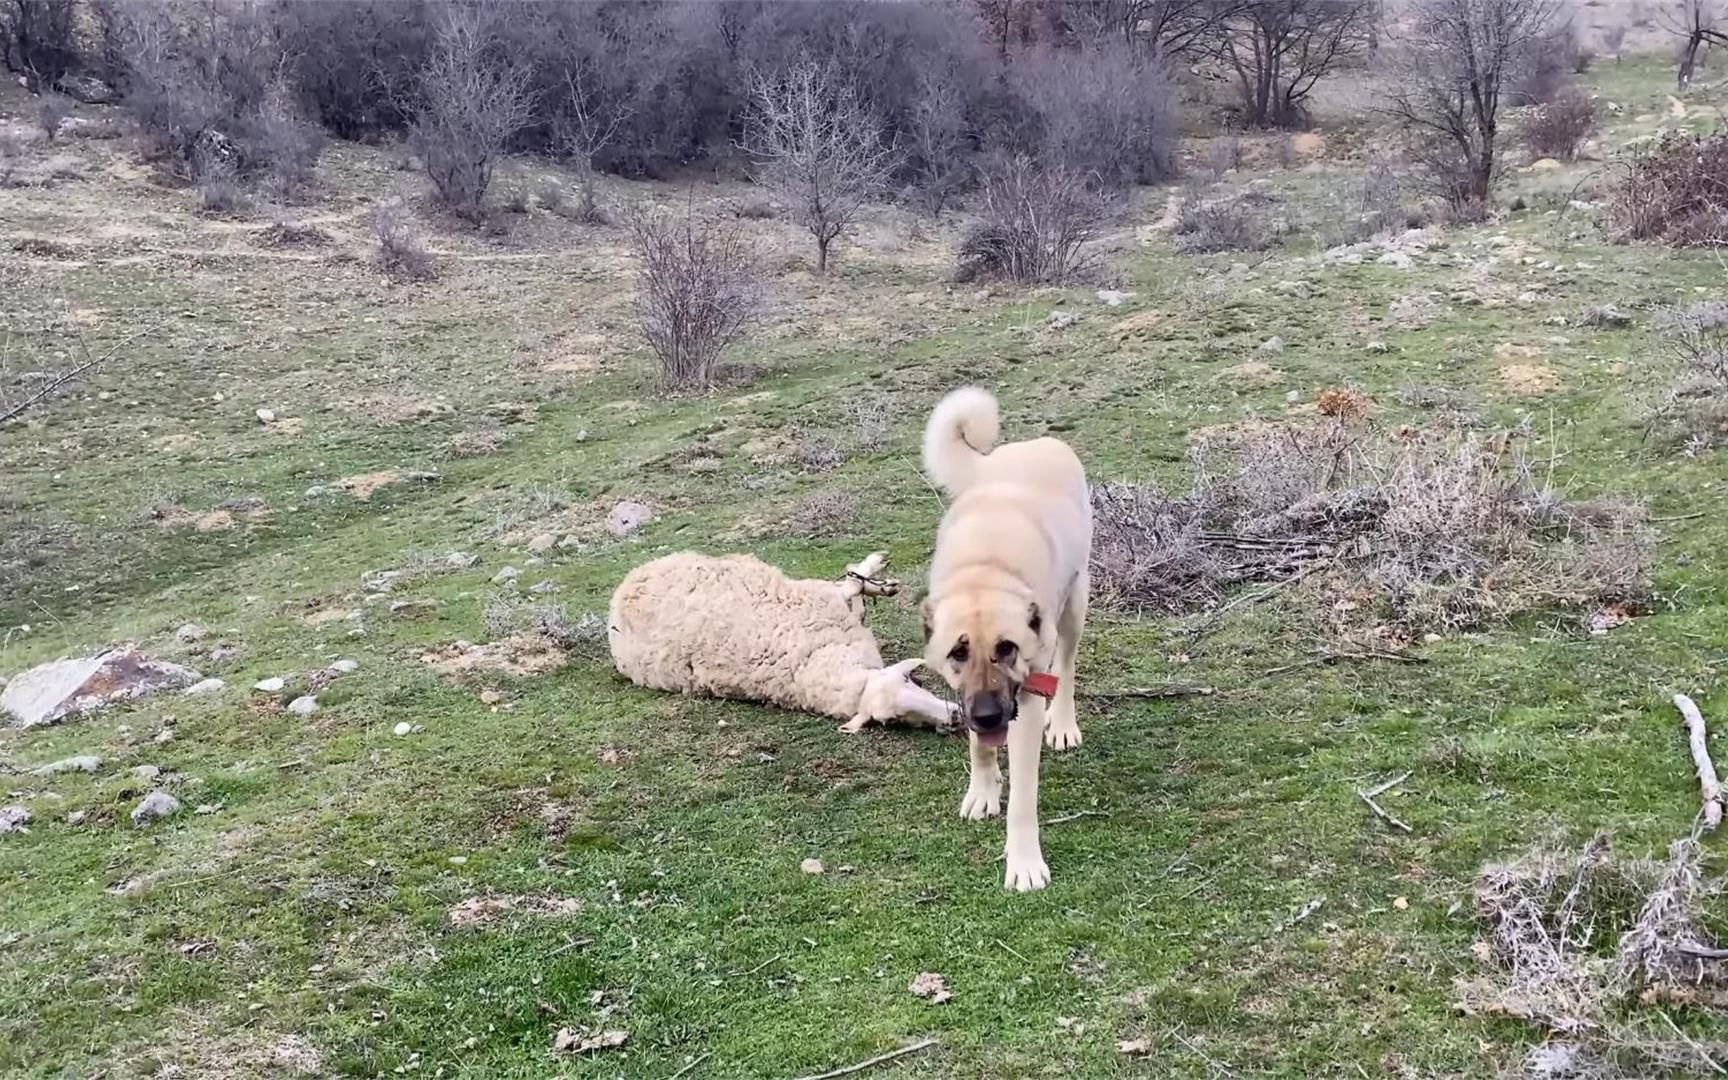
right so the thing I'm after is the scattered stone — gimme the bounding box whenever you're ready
[194,802,223,815]
[605,501,653,538]
[133,764,161,780]
[1376,250,1413,269]
[553,1028,628,1054]
[303,485,327,498]
[389,599,439,618]
[253,677,286,693]
[0,807,31,835]
[1095,289,1135,307]
[256,408,276,424]
[480,689,504,705]
[393,721,414,736]
[328,659,359,675]
[31,754,101,777]
[57,73,115,104]
[2,649,203,729]
[799,857,825,875]
[1272,280,1312,298]
[66,810,86,825]
[209,647,238,663]
[1365,340,1391,354]
[528,580,558,595]
[1578,304,1632,329]
[526,533,558,554]
[491,565,521,586]
[1047,309,1076,330]
[287,695,318,717]
[130,790,182,826]
[1259,336,1284,354]
[176,623,206,644]
[445,551,479,569]
[908,971,951,1004]
[154,728,175,745]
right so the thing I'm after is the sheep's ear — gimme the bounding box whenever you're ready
[920,598,933,641]
[886,658,923,679]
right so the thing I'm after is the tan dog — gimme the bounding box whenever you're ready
[920,387,1092,891]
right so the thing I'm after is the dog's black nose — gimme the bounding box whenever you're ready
[967,696,1006,729]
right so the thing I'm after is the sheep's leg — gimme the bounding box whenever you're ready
[959,733,1002,819]
[900,683,961,734]
[842,550,899,601]
[1044,571,1087,752]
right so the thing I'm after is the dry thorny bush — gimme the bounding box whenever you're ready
[1089,419,1652,635]
[1460,834,1728,1077]
[1649,302,1728,453]
[1610,132,1728,249]
[627,205,761,389]
[482,594,605,654]
[1171,185,1284,254]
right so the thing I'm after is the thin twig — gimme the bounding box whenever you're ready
[996,938,1031,964]
[1169,1028,1237,1077]
[1674,693,1723,831]
[1362,770,1413,799]
[1259,649,1426,679]
[1651,511,1709,523]
[791,1038,940,1080]
[1185,562,1325,643]
[546,936,594,959]
[1080,685,1215,700]
[0,320,166,425]
[729,953,784,978]
[1042,809,1108,826]
[1657,1007,1728,1076]
[667,1051,712,1080]
[1357,778,1413,834]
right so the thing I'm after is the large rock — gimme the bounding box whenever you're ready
[56,74,114,104]
[2,650,203,728]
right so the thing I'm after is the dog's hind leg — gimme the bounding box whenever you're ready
[1044,571,1087,751]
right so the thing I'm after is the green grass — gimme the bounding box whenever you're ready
[4,60,1728,1078]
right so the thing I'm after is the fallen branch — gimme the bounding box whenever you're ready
[668,1052,712,1080]
[729,953,784,978]
[0,320,166,426]
[1080,685,1214,700]
[792,1038,939,1080]
[546,935,594,959]
[1259,649,1427,679]
[1673,693,1723,831]
[1358,771,1413,834]
[1043,809,1108,826]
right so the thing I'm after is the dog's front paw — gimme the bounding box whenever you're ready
[1044,717,1082,750]
[959,779,1002,820]
[1003,845,1051,892]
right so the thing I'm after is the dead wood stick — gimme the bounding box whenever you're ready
[0,320,166,425]
[667,1052,712,1080]
[1357,772,1413,834]
[1679,941,1728,960]
[1043,809,1108,826]
[546,935,594,959]
[728,953,784,978]
[1674,693,1723,831]
[1080,685,1214,700]
[792,1038,940,1080]
[1260,649,1426,679]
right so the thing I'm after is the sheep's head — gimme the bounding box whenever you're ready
[839,659,959,734]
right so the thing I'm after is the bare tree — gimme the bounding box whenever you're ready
[905,68,971,216]
[1217,0,1377,129]
[956,154,1114,283]
[1386,0,1564,211]
[552,60,631,177]
[1058,0,1246,59]
[741,61,900,274]
[627,205,762,389]
[411,6,535,221]
[1667,0,1728,87]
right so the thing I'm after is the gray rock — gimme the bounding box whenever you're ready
[492,565,522,585]
[526,533,558,554]
[208,647,238,664]
[1095,289,1135,307]
[328,659,359,675]
[57,74,114,104]
[1260,336,1284,354]
[388,599,438,617]
[133,764,161,780]
[605,501,653,538]
[183,677,226,696]
[445,551,479,569]
[176,623,206,643]
[1376,250,1413,269]
[1048,309,1076,330]
[31,754,102,776]
[130,791,182,826]
[0,806,31,835]
[528,580,559,595]
[256,408,276,424]
[2,650,203,729]
[253,676,286,693]
[287,695,318,717]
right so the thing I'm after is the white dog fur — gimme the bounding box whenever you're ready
[608,550,955,733]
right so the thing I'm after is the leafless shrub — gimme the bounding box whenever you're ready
[1219,0,1378,129]
[843,395,897,452]
[1388,0,1567,210]
[956,155,1113,284]
[1525,87,1597,160]
[1003,43,1178,188]
[195,156,250,216]
[260,220,332,247]
[1173,188,1281,253]
[537,181,563,213]
[792,428,847,473]
[905,67,970,215]
[410,6,535,221]
[1648,302,1728,450]
[35,91,70,140]
[1208,136,1243,178]
[627,205,761,390]
[787,489,859,539]
[1090,420,1653,633]
[500,181,531,215]
[0,130,23,187]
[1601,22,1627,56]
[372,199,438,282]
[1459,835,1728,1078]
[742,60,900,273]
[1608,132,1728,249]
[482,595,605,654]
[1572,43,1597,72]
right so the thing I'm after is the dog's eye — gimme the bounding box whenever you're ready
[947,641,969,664]
[993,640,1018,663]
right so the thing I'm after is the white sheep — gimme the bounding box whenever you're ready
[608,550,956,734]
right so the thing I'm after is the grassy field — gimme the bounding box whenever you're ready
[4,57,1728,1078]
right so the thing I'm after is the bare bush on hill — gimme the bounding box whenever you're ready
[1000,43,1178,187]
[372,200,438,282]
[1648,302,1728,451]
[955,155,1114,283]
[411,6,535,221]
[1217,0,1377,129]
[1524,87,1597,160]
[1609,132,1728,249]
[35,90,70,140]
[0,129,22,187]
[1090,419,1652,634]
[1172,187,1282,252]
[742,61,900,274]
[1387,0,1567,212]
[627,206,761,389]
[0,0,81,86]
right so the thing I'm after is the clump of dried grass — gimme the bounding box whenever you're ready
[1648,302,1728,453]
[1090,420,1652,634]
[482,594,605,654]
[786,489,858,539]
[1460,834,1728,1078]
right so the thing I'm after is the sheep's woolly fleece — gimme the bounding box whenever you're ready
[608,552,931,725]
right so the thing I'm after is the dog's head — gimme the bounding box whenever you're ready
[922,588,1048,746]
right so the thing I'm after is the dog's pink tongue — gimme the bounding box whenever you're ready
[976,727,1009,747]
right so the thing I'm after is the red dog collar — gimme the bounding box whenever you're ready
[1022,672,1059,700]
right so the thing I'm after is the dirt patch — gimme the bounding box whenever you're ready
[302,607,357,628]
[334,469,439,501]
[343,395,454,425]
[1493,342,1545,362]
[1114,310,1166,340]
[447,893,583,928]
[155,433,199,452]
[1213,360,1284,389]
[1499,364,1562,395]
[420,634,568,678]
[541,354,601,375]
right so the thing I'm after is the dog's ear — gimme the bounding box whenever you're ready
[1028,602,1043,635]
[920,597,933,641]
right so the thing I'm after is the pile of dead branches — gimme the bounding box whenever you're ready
[1090,419,1652,634]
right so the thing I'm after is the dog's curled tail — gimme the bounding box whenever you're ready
[923,386,1000,496]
